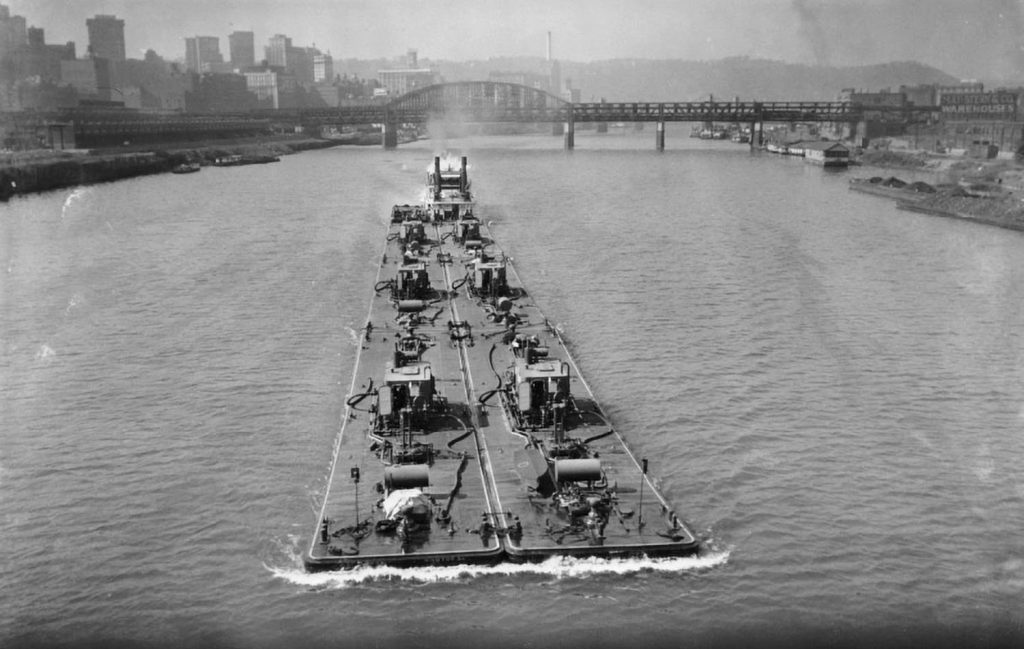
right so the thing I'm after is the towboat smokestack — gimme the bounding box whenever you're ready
[460,156,468,195]
[433,156,441,199]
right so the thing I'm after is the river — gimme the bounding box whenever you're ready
[2,126,1023,648]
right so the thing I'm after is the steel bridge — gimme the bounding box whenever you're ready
[5,81,938,150]
[304,82,865,124]
[299,81,937,149]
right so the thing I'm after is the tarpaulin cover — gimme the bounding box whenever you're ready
[382,488,431,520]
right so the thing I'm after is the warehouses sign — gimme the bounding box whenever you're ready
[940,92,1018,120]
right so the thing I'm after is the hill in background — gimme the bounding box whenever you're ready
[338,56,961,102]
[559,58,962,102]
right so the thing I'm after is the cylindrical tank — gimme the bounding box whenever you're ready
[396,299,427,312]
[385,464,430,490]
[554,458,602,483]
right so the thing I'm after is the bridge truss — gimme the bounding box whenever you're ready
[302,81,936,148]
[300,82,879,126]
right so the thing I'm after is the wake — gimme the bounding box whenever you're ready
[267,550,729,589]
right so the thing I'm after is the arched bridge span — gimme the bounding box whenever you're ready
[386,82,568,122]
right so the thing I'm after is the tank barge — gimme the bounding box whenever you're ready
[305,156,699,570]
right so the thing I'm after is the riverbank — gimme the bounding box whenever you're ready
[0,135,345,201]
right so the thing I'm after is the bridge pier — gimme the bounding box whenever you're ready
[381,122,398,149]
[564,108,575,150]
[656,121,665,151]
[854,120,867,146]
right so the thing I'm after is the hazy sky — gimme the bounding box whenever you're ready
[9,0,1024,81]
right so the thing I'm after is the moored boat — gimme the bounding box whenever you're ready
[171,161,200,174]
[803,141,850,167]
[212,153,280,167]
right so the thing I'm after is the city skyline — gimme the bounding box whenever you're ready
[7,0,1024,83]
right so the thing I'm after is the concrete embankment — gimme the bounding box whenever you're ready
[0,137,344,201]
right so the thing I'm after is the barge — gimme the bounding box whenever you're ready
[848,177,937,202]
[305,156,700,570]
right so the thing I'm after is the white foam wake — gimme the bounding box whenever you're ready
[267,551,729,589]
[61,187,89,220]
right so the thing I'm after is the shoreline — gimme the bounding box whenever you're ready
[0,136,363,201]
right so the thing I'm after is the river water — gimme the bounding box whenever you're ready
[2,127,1023,649]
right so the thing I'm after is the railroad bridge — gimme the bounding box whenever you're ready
[13,81,936,150]
[301,81,934,150]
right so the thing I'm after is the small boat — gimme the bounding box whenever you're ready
[212,154,244,166]
[171,161,200,174]
[212,154,280,167]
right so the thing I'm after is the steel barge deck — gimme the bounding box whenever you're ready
[305,156,699,570]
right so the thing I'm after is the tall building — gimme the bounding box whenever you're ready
[377,67,435,96]
[544,31,560,97]
[313,52,333,83]
[18,26,75,82]
[188,73,256,112]
[123,53,190,110]
[244,68,297,108]
[228,31,254,69]
[184,36,223,73]
[244,69,279,108]
[0,4,27,58]
[289,46,315,84]
[86,14,125,61]
[265,34,291,68]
